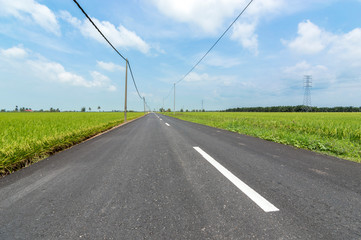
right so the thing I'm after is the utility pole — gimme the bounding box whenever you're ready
[173,83,175,115]
[202,99,203,111]
[143,97,146,114]
[303,75,312,112]
[124,59,128,121]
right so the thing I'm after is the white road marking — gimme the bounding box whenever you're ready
[193,146,279,213]
[153,113,160,119]
[160,118,163,121]
[165,123,170,126]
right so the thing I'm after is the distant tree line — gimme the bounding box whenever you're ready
[8,106,61,112]
[223,105,361,112]
[0,106,105,112]
[159,108,206,113]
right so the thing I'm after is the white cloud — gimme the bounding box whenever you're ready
[283,61,330,79]
[203,53,241,68]
[151,0,288,35]
[151,0,241,34]
[231,22,258,55]
[60,11,150,54]
[281,25,361,101]
[152,0,335,55]
[245,0,285,17]
[0,0,60,35]
[285,20,331,54]
[281,61,351,96]
[285,20,361,66]
[184,72,235,86]
[90,71,117,91]
[328,28,361,66]
[185,72,210,82]
[229,0,287,55]
[0,46,116,91]
[151,43,166,55]
[27,60,116,90]
[97,61,124,72]
[0,46,28,58]
[150,0,283,54]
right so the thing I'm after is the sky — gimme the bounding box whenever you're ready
[1,0,361,111]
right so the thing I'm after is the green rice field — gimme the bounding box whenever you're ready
[164,112,361,163]
[0,112,144,176]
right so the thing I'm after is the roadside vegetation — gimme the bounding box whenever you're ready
[163,112,361,163]
[0,112,144,176]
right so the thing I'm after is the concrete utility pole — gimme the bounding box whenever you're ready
[124,59,128,122]
[173,83,176,115]
[143,97,146,114]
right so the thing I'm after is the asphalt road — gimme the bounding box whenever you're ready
[1,113,360,239]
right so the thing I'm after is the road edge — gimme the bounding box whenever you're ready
[1,113,149,178]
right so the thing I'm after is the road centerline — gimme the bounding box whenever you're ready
[165,123,170,126]
[193,146,279,213]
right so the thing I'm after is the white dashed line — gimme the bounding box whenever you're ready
[193,146,279,213]
[165,123,170,127]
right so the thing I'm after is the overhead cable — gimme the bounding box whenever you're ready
[73,0,127,62]
[73,0,146,104]
[127,61,143,100]
[175,0,254,85]
[164,84,174,100]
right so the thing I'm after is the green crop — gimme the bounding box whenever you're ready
[164,112,361,163]
[0,112,144,175]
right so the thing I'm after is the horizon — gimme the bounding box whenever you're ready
[2,105,361,113]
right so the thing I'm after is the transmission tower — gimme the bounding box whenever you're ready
[303,75,312,111]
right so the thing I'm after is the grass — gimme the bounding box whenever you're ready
[0,112,144,176]
[163,112,361,163]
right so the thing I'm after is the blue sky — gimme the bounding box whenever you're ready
[1,0,361,111]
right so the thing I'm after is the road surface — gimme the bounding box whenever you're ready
[1,113,360,239]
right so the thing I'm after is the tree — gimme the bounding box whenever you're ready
[88,107,91,111]
[159,107,165,112]
[180,108,184,112]
[81,107,86,112]
[97,106,101,112]
[15,106,18,112]
[167,108,171,112]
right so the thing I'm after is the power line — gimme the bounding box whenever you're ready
[73,0,126,62]
[164,84,174,100]
[165,0,254,112]
[127,61,143,100]
[73,0,147,106]
[175,0,254,85]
